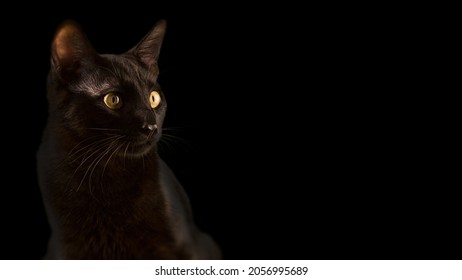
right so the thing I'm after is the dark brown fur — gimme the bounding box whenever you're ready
[37,20,221,259]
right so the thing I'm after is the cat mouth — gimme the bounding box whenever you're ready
[119,135,160,157]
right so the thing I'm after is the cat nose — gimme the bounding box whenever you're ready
[141,122,157,135]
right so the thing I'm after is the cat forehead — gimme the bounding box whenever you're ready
[104,54,159,77]
[69,55,158,95]
[69,74,115,95]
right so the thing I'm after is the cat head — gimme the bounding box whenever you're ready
[49,20,167,157]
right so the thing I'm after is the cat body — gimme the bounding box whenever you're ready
[37,20,220,259]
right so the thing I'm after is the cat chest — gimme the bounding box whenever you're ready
[59,206,182,259]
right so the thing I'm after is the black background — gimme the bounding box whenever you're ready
[0,4,459,260]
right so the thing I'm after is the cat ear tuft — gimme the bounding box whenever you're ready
[51,20,95,74]
[131,20,167,67]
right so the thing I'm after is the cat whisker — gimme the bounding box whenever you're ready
[67,135,125,191]
[159,133,194,154]
[67,135,122,161]
[64,138,115,174]
[66,134,111,159]
[72,139,117,191]
[75,135,125,193]
[157,136,175,155]
[161,126,195,151]
[86,138,123,194]
[123,142,132,167]
[99,143,124,192]
[162,125,196,132]
[68,136,121,166]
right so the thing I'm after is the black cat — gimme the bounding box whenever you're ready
[37,20,221,259]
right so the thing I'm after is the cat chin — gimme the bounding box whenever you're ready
[119,139,157,158]
[115,132,162,158]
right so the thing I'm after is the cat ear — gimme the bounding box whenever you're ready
[51,20,96,75]
[131,20,167,67]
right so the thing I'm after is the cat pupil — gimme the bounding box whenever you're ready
[112,96,118,103]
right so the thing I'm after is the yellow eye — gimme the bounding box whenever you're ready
[150,91,161,109]
[103,93,122,109]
